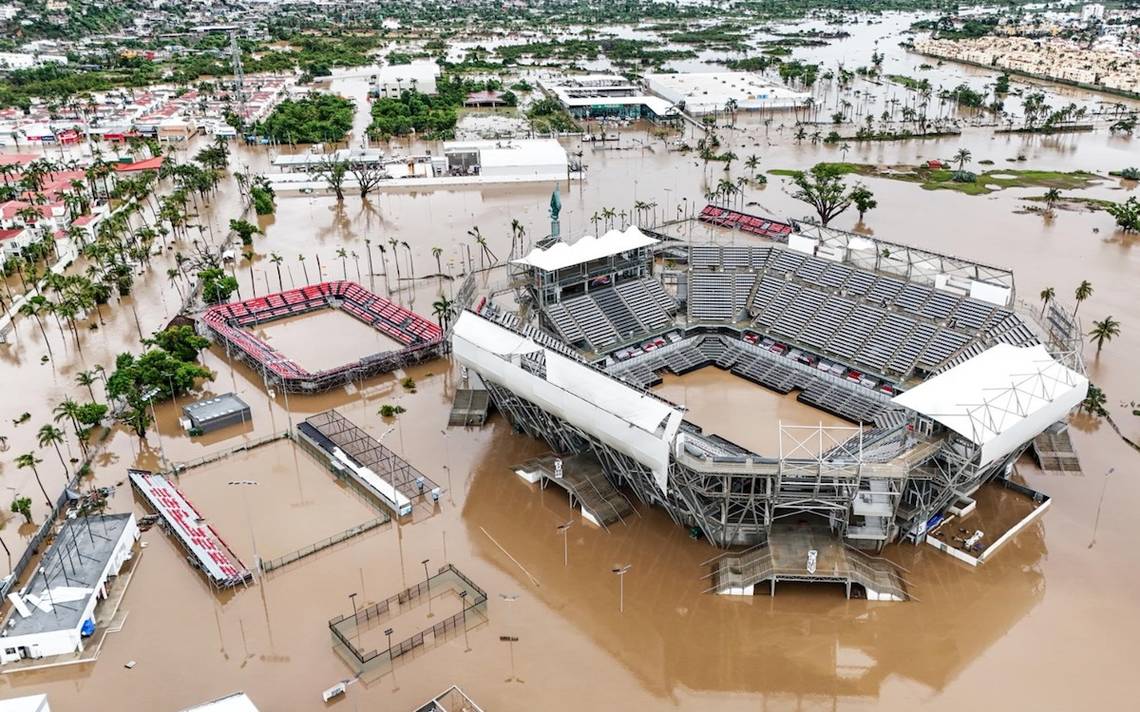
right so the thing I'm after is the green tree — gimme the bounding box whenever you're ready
[10,496,33,525]
[1105,197,1140,232]
[1087,316,1120,356]
[1081,384,1108,417]
[790,164,854,226]
[229,218,262,246]
[144,325,210,362]
[850,185,877,220]
[199,268,238,304]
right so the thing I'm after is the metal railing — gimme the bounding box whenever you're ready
[169,430,291,474]
[329,564,487,667]
[262,515,389,572]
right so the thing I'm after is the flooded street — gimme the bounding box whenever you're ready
[2,18,1140,710]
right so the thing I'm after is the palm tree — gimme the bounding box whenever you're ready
[336,248,348,280]
[401,242,414,282]
[1039,287,1055,317]
[269,253,284,290]
[432,246,443,277]
[53,397,88,454]
[387,239,401,282]
[242,250,256,297]
[1074,280,1093,314]
[297,254,310,284]
[1088,316,1120,356]
[954,148,971,171]
[37,424,69,481]
[744,154,760,179]
[15,452,51,507]
[432,295,455,330]
[17,295,54,360]
[1043,188,1061,216]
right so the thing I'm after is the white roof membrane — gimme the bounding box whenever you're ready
[512,226,658,272]
[891,344,1087,467]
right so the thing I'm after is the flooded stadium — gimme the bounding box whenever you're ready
[1,41,1140,712]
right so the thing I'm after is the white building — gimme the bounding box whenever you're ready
[1081,4,1105,22]
[444,139,568,180]
[0,514,139,666]
[370,61,440,98]
[0,52,67,70]
[644,71,810,115]
[0,695,50,712]
[539,74,679,120]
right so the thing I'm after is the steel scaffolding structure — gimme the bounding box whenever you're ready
[454,223,1086,552]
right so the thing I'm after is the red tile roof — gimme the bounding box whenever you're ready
[114,156,164,173]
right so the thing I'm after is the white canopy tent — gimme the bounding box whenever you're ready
[891,344,1087,468]
[512,226,658,273]
[452,311,683,493]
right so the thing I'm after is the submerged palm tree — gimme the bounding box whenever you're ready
[16,451,51,507]
[432,295,455,330]
[336,247,348,280]
[1074,280,1093,314]
[1088,316,1120,356]
[37,424,69,480]
[954,148,971,171]
[269,253,285,290]
[1039,286,1055,317]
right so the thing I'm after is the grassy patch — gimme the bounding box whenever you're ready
[772,163,1101,195]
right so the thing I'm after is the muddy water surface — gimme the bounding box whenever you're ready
[1,33,1140,710]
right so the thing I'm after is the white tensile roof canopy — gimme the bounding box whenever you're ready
[891,343,1088,467]
[512,226,658,272]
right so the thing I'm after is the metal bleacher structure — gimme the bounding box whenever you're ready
[454,216,1088,598]
[201,280,445,393]
[509,225,681,353]
[685,240,1040,385]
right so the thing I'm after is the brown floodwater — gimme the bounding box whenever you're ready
[653,366,852,456]
[251,308,406,374]
[1,60,1139,710]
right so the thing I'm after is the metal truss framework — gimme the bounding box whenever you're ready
[795,222,1016,297]
[483,373,1004,550]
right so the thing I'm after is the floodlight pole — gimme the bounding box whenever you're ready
[459,589,470,652]
[612,564,631,613]
[1088,466,1115,549]
[228,480,260,580]
[556,520,573,567]
[385,626,398,690]
[422,558,433,617]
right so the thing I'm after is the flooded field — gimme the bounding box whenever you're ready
[653,366,852,455]
[251,308,406,373]
[1,13,1139,711]
[174,439,382,565]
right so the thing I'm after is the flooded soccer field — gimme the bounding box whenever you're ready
[1,18,1140,710]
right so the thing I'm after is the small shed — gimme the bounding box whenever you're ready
[181,393,251,434]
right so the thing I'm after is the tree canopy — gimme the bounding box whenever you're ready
[258,93,355,144]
